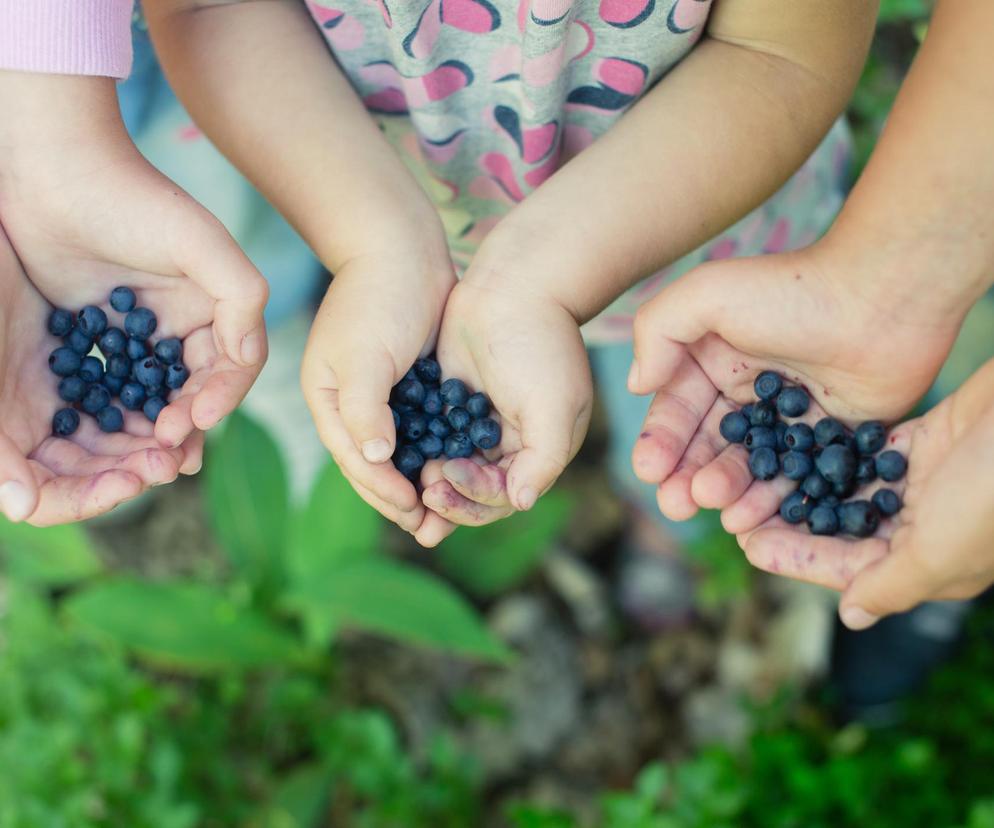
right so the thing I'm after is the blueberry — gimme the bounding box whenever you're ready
[754,371,783,401]
[876,450,908,482]
[64,327,93,356]
[47,308,74,337]
[719,411,750,444]
[52,408,80,437]
[748,447,779,481]
[124,307,157,339]
[154,337,183,365]
[871,488,903,517]
[440,378,469,408]
[808,504,840,536]
[394,445,425,480]
[392,408,401,431]
[837,500,881,538]
[78,355,104,384]
[403,367,418,383]
[855,456,877,485]
[749,401,778,428]
[427,416,452,439]
[447,406,471,433]
[98,327,127,356]
[103,374,126,395]
[833,478,858,500]
[81,384,111,415]
[393,378,426,409]
[444,432,474,460]
[784,423,814,452]
[110,286,137,313]
[465,393,491,419]
[134,357,165,389]
[58,375,88,403]
[815,444,857,485]
[801,472,831,500]
[423,388,443,417]
[126,337,148,361]
[120,382,147,411]
[776,386,810,418]
[740,403,755,424]
[819,495,841,509]
[49,347,82,377]
[105,353,131,380]
[774,421,789,453]
[814,417,848,448]
[96,405,124,433]
[165,363,190,390]
[469,417,501,450]
[77,305,108,338]
[854,420,886,456]
[413,358,442,385]
[744,426,777,452]
[400,410,428,442]
[416,434,445,460]
[781,450,814,481]
[143,396,167,423]
[780,491,813,525]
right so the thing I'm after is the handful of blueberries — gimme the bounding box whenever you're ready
[46,287,189,437]
[389,356,502,481]
[719,371,907,538]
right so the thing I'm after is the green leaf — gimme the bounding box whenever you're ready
[269,762,332,828]
[435,490,573,597]
[286,560,509,662]
[64,578,304,673]
[204,411,289,590]
[0,518,102,585]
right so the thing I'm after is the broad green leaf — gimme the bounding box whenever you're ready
[287,560,509,662]
[268,762,331,828]
[435,490,573,597]
[0,518,102,585]
[64,578,303,673]
[204,411,289,589]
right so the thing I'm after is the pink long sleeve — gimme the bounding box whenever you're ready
[0,0,134,79]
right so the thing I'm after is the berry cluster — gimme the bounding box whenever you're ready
[389,357,502,481]
[46,287,189,437]
[719,371,907,538]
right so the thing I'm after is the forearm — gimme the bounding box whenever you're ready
[825,0,994,319]
[145,0,447,272]
[472,1,875,323]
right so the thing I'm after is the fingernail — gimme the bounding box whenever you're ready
[627,359,640,391]
[240,327,265,365]
[362,439,391,464]
[517,486,537,511]
[441,460,468,487]
[840,606,879,631]
[0,481,33,522]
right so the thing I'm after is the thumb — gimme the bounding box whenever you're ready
[334,348,401,465]
[0,431,39,522]
[838,539,935,630]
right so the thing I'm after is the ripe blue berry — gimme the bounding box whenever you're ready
[98,327,127,356]
[749,401,777,428]
[165,363,190,390]
[819,495,841,509]
[423,388,443,416]
[871,488,903,517]
[855,456,877,485]
[837,500,880,538]
[106,353,131,379]
[440,378,469,408]
[96,405,124,433]
[52,408,80,437]
[126,337,148,361]
[469,417,501,450]
[754,371,783,401]
[427,416,452,439]
[784,423,814,452]
[124,307,157,339]
[416,434,445,460]
[103,374,126,395]
[143,396,167,423]
[134,357,165,389]
[414,358,442,385]
[833,478,858,499]
[82,384,111,415]
[393,378,426,409]
[814,417,848,448]
[719,411,750,444]
[776,386,810,418]
[740,403,755,424]
[400,410,428,442]
[780,491,813,525]
[781,450,814,481]
[58,376,87,403]
[77,305,108,338]
[466,393,492,419]
[876,450,907,482]
[447,406,471,433]
[49,347,82,377]
[154,337,183,365]
[78,355,104,384]
[64,326,93,355]
[120,382,147,411]
[444,432,474,459]
[392,408,401,430]
[394,445,425,479]
[47,308,74,337]
[854,420,886,456]
[801,472,831,500]
[744,426,777,452]
[748,447,779,481]
[110,286,137,313]
[808,505,839,536]
[815,444,857,485]
[775,421,788,452]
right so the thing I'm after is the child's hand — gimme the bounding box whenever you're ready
[628,244,964,521]
[733,357,994,631]
[419,270,593,544]
[0,227,196,525]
